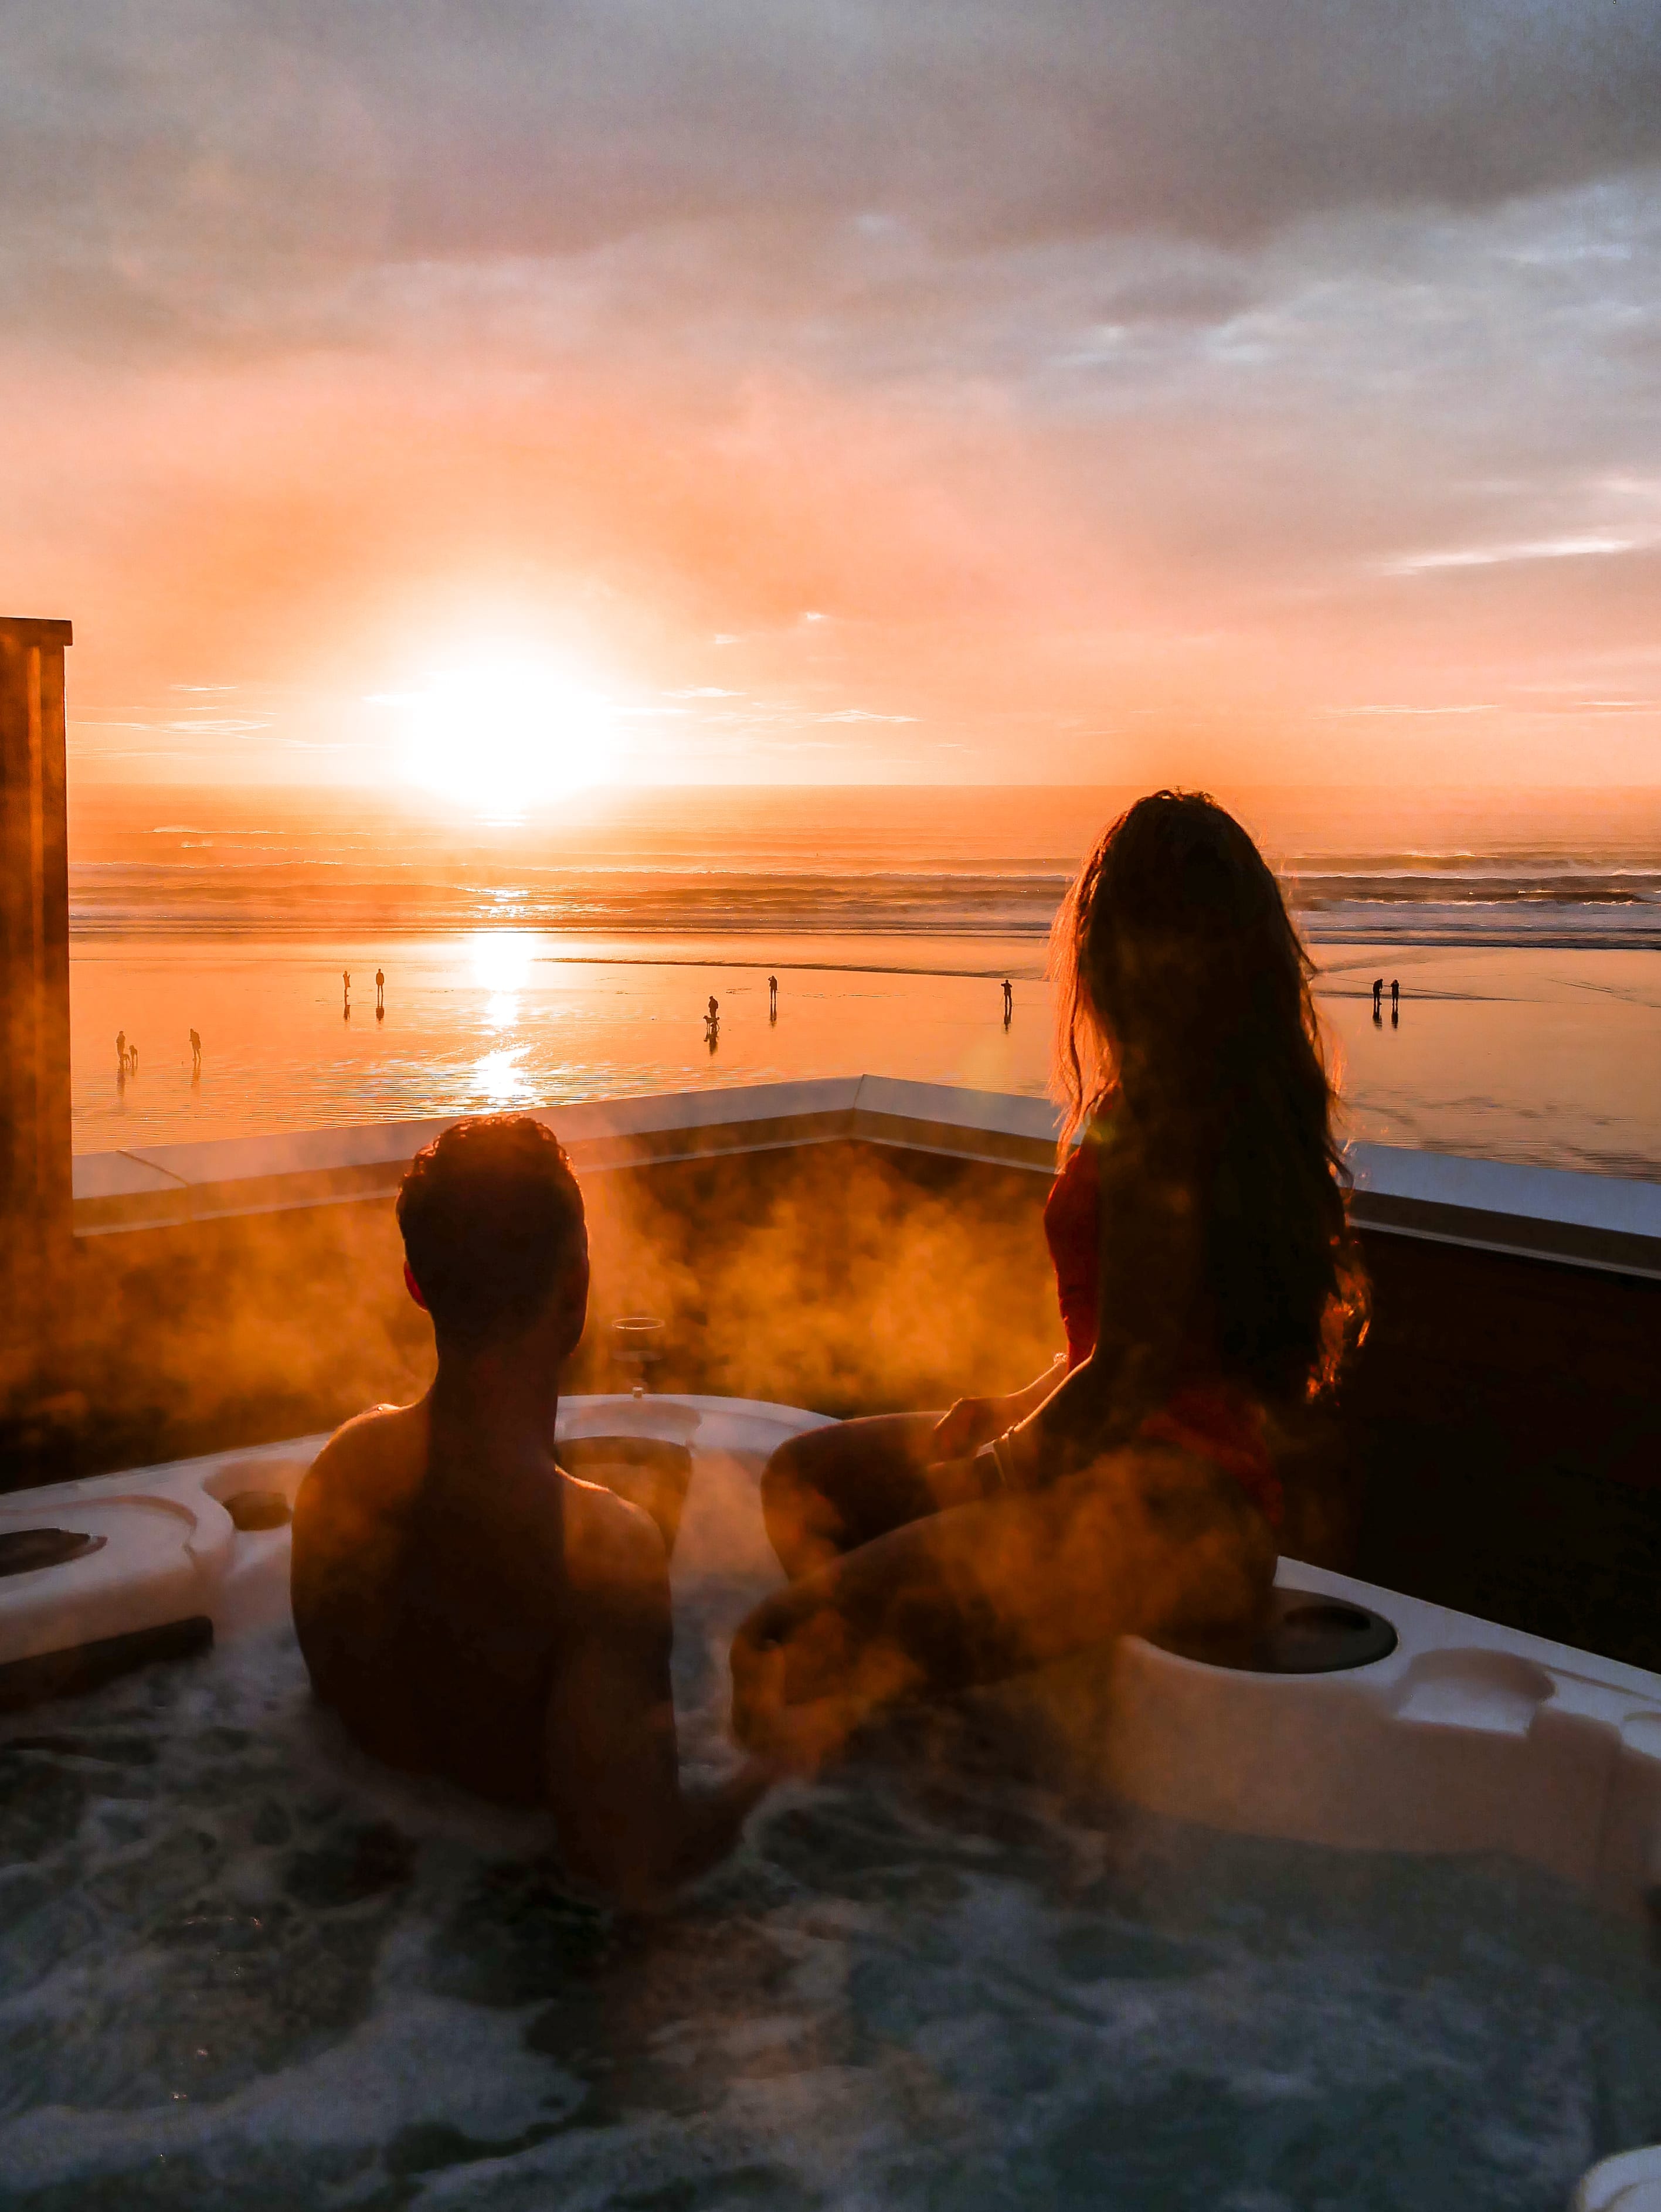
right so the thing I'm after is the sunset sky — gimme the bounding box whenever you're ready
[4,0,1659,790]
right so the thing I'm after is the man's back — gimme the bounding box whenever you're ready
[291,1402,660,1807]
[295,1111,784,1901]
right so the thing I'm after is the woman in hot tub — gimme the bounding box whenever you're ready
[734,790,1370,1759]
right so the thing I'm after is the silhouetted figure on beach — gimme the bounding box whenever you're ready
[1371,977,1383,1018]
[128,1042,138,1074]
[115,1030,126,1075]
[189,1028,202,1073]
[291,1115,784,1899]
[342,969,351,1011]
[1390,978,1400,1016]
[1003,977,1013,1023]
[768,974,779,1020]
[376,968,385,1015]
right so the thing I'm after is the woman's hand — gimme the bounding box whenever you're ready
[928,1395,1012,1463]
[929,1358,1068,1463]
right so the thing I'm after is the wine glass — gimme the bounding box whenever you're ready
[610,1314,667,1398]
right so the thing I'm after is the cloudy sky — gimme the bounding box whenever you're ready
[3,0,1659,787]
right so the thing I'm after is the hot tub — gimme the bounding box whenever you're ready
[2,1396,1658,2209]
[8,1393,1660,1918]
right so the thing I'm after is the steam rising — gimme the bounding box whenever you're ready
[2,1144,1058,1487]
[5,1138,1356,1581]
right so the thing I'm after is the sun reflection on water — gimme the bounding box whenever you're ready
[468,931,536,995]
[471,1046,533,1105]
[467,929,538,1036]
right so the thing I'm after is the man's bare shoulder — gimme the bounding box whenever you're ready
[292,1404,428,1650]
[556,1467,667,1610]
[316,1399,423,1466]
[298,1402,426,1523]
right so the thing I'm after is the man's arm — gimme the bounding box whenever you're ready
[543,1506,779,1908]
[289,1409,413,1693]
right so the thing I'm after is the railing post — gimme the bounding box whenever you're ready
[0,617,73,1404]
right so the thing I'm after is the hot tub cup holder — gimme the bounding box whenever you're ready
[1573,2145,1661,2212]
[0,1528,108,1579]
[1154,1584,1399,1674]
[220,1490,293,1533]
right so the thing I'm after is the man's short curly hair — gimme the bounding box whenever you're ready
[396,1115,586,1351]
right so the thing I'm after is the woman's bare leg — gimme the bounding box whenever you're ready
[760,1413,999,1579]
[734,1444,1277,1755]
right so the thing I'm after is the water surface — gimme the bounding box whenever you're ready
[3,1601,1659,2211]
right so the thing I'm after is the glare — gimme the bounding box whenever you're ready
[472,1047,533,1105]
[378,657,620,821]
[469,930,535,997]
[466,930,535,1038]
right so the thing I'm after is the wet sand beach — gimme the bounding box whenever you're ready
[64,783,1661,1174]
[70,930,1661,1180]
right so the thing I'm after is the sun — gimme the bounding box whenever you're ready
[382,656,620,820]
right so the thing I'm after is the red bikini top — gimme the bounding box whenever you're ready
[1041,1133,1283,1525]
[1043,1137,1107,1374]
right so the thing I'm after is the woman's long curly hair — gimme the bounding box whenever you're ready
[1052,790,1367,1405]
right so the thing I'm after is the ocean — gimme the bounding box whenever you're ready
[67,783,1661,1178]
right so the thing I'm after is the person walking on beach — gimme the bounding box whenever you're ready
[342,969,351,1007]
[768,974,779,1020]
[1003,978,1014,1022]
[116,1029,126,1075]
[1371,977,1383,1018]
[189,1028,202,1073]
[706,994,719,1027]
[376,968,386,1015]
[1390,978,1400,1016]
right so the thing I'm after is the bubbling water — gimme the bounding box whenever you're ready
[2,1557,1659,2212]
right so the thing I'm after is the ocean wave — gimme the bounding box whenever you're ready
[67,856,1661,950]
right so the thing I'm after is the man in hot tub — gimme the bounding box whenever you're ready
[291,1113,782,1905]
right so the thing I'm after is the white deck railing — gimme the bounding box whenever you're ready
[72,1074,1661,1277]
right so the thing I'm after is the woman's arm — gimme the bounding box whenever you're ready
[987,1347,1110,1487]
[927,1354,1068,1463]
[993,1161,1201,1489]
